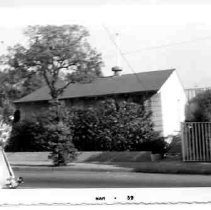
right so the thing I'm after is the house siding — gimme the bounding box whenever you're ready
[149,93,163,135]
[159,71,187,137]
[15,102,49,120]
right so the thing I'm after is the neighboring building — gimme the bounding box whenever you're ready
[185,87,211,102]
[14,69,187,137]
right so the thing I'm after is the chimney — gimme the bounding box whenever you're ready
[112,66,122,76]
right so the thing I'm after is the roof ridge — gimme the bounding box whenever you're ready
[98,68,175,79]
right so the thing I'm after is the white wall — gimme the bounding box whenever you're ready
[159,70,187,137]
[150,93,163,136]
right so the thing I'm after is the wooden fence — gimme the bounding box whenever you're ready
[181,122,211,161]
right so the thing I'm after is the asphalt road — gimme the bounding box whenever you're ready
[13,169,211,188]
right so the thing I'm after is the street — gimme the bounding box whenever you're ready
[14,169,211,188]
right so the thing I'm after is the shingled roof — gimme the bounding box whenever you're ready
[14,69,175,104]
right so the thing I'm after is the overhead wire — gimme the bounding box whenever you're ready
[102,24,144,86]
[122,35,211,55]
[103,35,211,58]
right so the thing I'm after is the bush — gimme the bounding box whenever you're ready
[70,99,162,152]
[6,119,48,152]
[47,121,77,166]
[140,138,167,155]
[69,108,99,151]
[186,89,211,122]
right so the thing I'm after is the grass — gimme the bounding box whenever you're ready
[6,151,152,164]
[85,151,152,162]
[7,151,211,175]
[133,161,211,174]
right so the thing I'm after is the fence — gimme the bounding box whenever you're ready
[181,122,211,161]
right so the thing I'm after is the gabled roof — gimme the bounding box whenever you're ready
[14,69,175,104]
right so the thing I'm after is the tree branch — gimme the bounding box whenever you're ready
[57,80,73,96]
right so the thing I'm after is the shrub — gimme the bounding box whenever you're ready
[69,108,99,151]
[148,138,168,155]
[6,119,48,152]
[134,136,167,156]
[70,99,162,152]
[47,121,77,166]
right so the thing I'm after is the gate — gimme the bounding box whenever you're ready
[181,122,211,161]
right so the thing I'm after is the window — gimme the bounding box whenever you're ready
[13,110,21,123]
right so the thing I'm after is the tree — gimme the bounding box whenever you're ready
[1,25,103,165]
[0,61,44,123]
[0,44,45,101]
[185,89,211,122]
[9,25,102,102]
[1,25,103,118]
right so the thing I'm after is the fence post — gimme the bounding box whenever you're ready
[181,122,186,161]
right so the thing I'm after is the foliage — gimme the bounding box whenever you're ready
[69,107,99,151]
[185,89,211,122]
[47,121,77,166]
[0,99,15,124]
[0,119,12,148]
[1,25,103,102]
[70,99,163,152]
[0,25,103,125]
[0,25,104,165]
[5,102,77,166]
[5,119,48,152]
[45,102,77,166]
[143,138,168,156]
[0,47,45,122]
[6,98,166,157]
[0,58,44,102]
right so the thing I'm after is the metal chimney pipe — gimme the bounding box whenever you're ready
[112,66,122,76]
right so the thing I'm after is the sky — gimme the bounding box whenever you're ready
[0,0,211,88]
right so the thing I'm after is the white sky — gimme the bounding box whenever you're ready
[1,0,211,88]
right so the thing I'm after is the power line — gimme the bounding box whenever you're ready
[102,24,144,86]
[123,35,211,55]
[103,35,211,58]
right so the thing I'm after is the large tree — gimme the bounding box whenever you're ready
[1,25,103,117]
[10,25,103,100]
[1,25,103,165]
[1,25,103,97]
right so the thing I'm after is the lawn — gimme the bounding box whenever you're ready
[6,151,211,175]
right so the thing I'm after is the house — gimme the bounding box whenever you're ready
[14,68,187,137]
[185,87,211,102]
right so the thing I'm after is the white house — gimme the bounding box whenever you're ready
[151,69,186,137]
[14,68,187,137]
